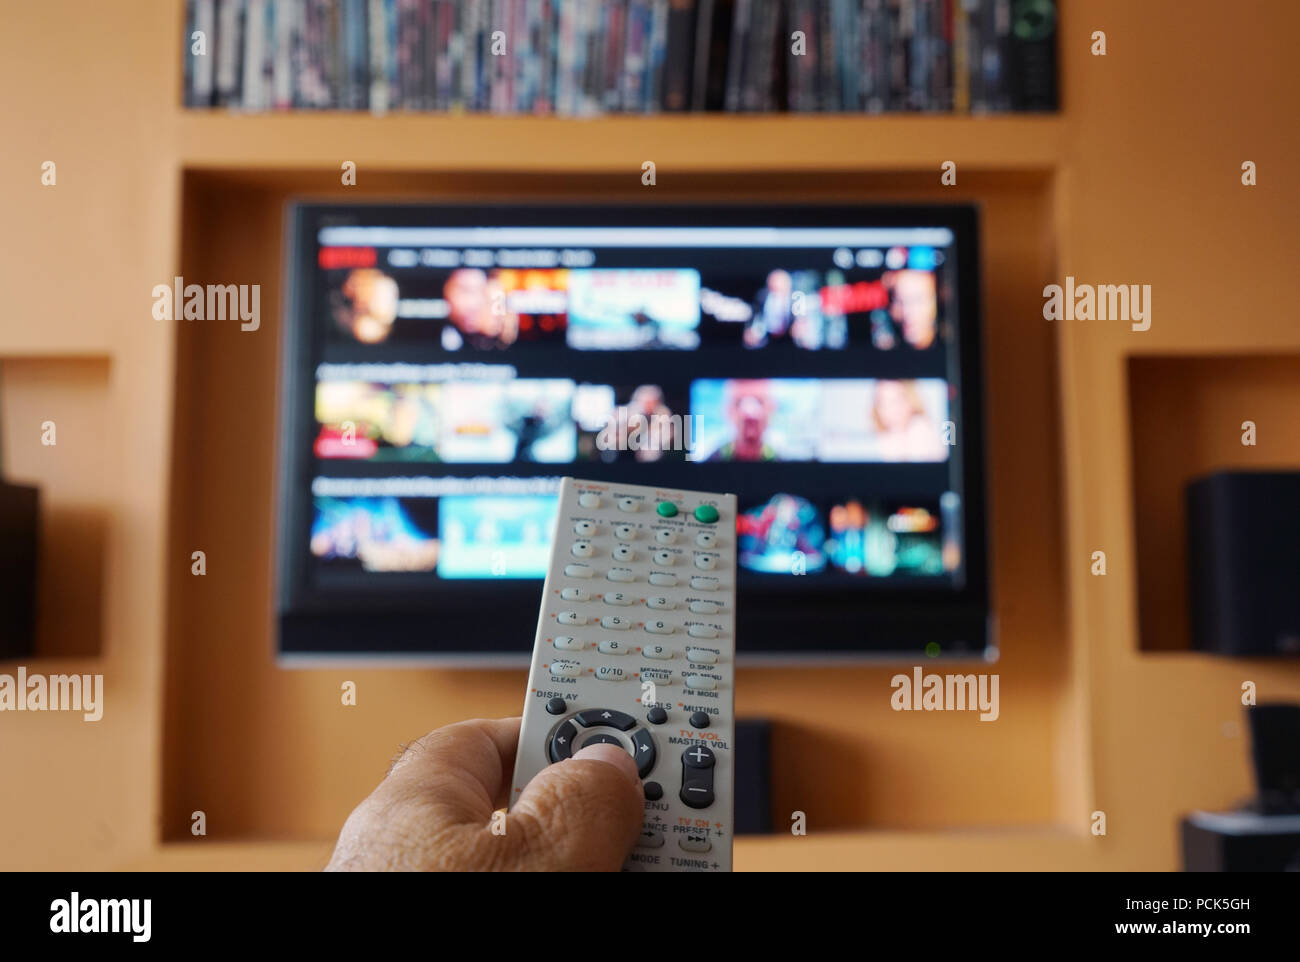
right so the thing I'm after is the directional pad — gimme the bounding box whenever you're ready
[548,720,579,763]
[574,708,637,731]
[546,710,657,778]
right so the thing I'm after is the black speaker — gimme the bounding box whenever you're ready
[733,719,772,835]
[1181,812,1300,871]
[1247,704,1300,815]
[0,480,39,659]
[1186,471,1300,656]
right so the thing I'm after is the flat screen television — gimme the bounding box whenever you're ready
[276,203,991,663]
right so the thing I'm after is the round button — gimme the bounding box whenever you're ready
[644,781,664,800]
[613,545,635,562]
[647,706,668,725]
[696,531,716,548]
[618,497,639,512]
[574,521,596,536]
[656,501,678,518]
[680,780,714,809]
[546,697,567,715]
[694,554,716,570]
[653,550,674,566]
[571,541,594,558]
[682,745,716,769]
[655,529,676,545]
[578,492,600,509]
[614,524,636,540]
[693,504,720,524]
[689,711,711,729]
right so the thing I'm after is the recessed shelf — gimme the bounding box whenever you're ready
[0,356,111,660]
[1128,355,1300,652]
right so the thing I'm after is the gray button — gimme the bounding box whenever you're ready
[678,832,712,853]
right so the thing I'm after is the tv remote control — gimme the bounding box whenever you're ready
[509,477,738,872]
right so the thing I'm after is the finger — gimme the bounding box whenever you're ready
[501,743,645,871]
[384,717,521,826]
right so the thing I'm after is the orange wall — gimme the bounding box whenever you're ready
[2,0,1299,871]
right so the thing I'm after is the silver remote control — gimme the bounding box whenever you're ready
[509,477,738,872]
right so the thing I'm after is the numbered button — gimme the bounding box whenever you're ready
[655,529,677,545]
[649,573,678,587]
[643,645,673,660]
[688,624,719,639]
[695,531,717,549]
[614,524,637,540]
[601,615,631,630]
[595,665,626,682]
[617,497,639,512]
[646,596,675,610]
[578,492,601,509]
[557,611,587,626]
[694,554,716,570]
[613,545,635,562]
[561,587,591,602]
[553,636,584,652]
[571,541,594,558]
[604,591,634,606]
[599,640,629,655]
[689,600,719,615]
[653,550,675,566]
[645,620,674,635]
[574,520,597,537]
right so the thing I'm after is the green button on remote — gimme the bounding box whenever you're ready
[693,504,720,524]
[656,501,678,518]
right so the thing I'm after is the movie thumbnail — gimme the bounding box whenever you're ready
[437,494,558,579]
[437,379,576,463]
[690,378,820,462]
[566,269,701,349]
[734,492,960,578]
[736,494,829,574]
[825,497,954,577]
[572,382,691,463]
[816,379,949,462]
[314,380,441,461]
[690,378,949,463]
[310,496,440,572]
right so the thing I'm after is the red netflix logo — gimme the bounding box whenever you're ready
[318,247,377,270]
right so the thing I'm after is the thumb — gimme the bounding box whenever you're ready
[506,743,645,871]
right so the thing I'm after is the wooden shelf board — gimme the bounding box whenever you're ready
[126,826,1095,872]
[175,112,1064,173]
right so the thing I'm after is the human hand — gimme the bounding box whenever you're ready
[325,716,645,871]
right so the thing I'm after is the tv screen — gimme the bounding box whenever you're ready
[276,204,990,662]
